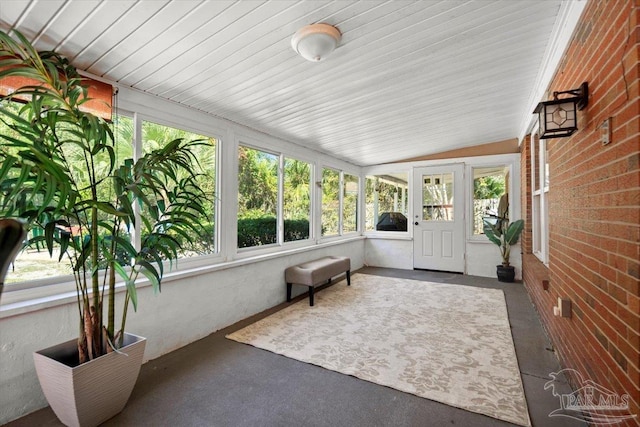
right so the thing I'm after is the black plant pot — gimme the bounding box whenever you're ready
[496,265,516,282]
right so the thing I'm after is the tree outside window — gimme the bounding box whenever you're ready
[322,168,340,236]
[283,158,311,242]
[343,174,358,233]
[473,166,507,235]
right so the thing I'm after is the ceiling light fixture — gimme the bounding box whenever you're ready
[534,82,589,139]
[291,23,341,62]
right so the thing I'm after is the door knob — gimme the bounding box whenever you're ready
[414,222,419,226]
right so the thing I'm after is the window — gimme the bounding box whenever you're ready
[531,129,549,264]
[283,158,311,242]
[342,174,359,233]
[365,173,409,232]
[238,146,312,249]
[322,168,340,236]
[321,168,359,237]
[472,166,508,235]
[237,146,278,248]
[142,120,217,257]
[2,111,219,286]
[3,112,135,284]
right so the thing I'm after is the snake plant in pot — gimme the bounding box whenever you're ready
[0,30,211,426]
[483,216,524,283]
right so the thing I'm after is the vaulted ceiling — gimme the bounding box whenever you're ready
[0,1,582,166]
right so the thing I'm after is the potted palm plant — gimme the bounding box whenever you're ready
[483,215,525,282]
[0,30,211,426]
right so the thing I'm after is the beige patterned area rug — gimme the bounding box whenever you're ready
[226,274,531,426]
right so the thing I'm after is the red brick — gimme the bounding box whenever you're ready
[617,305,640,335]
[617,271,640,296]
[521,1,640,418]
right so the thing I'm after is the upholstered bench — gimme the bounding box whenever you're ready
[285,256,351,306]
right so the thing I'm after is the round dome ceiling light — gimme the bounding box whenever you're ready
[291,23,341,62]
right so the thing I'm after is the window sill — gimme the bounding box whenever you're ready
[363,232,412,241]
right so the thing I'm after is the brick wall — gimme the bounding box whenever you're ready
[522,1,639,424]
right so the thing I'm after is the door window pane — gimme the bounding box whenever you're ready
[422,173,454,221]
[237,146,278,248]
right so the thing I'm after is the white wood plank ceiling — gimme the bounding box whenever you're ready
[0,0,580,166]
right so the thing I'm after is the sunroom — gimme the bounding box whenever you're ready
[2,1,639,426]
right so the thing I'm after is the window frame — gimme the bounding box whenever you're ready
[237,142,316,253]
[342,172,360,234]
[531,126,549,265]
[361,166,412,238]
[236,143,280,251]
[282,156,313,244]
[139,114,220,259]
[319,166,361,240]
[466,160,516,242]
[469,164,510,239]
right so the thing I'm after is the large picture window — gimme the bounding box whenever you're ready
[3,112,136,284]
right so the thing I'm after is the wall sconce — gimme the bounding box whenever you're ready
[291,23,341,62]
[534,82,588,139]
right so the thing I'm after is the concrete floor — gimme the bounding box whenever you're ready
[7,267,585,427]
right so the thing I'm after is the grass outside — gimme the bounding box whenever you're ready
[6,248,73,284]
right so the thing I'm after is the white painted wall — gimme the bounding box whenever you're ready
[466,241,523,280]
[364,238,413,270]
[364,238,522,280]
[0,240,364,424]
[363,154,523,279]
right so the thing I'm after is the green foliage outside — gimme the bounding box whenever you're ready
[237,146,312,247]
[237,217,309,248]
[473,174,506,235]
[322,168,340,235]
[474,175,505,199]
[140,119,216,255]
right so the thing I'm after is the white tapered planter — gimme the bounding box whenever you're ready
[33,333,146,427]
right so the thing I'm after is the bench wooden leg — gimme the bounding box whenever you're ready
[347,270,351,286]
[308,286,314,306]
[286,283,292,302]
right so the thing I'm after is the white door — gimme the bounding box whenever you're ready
[413,164,465,272]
